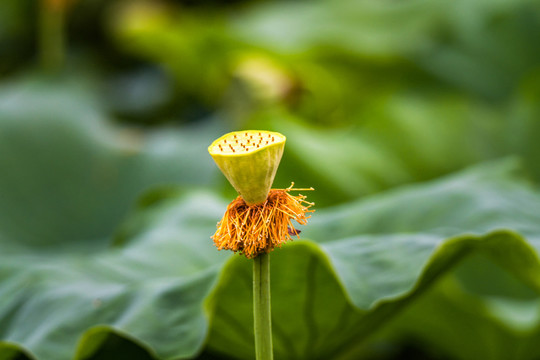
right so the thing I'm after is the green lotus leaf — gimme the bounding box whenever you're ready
[3,152,540,359]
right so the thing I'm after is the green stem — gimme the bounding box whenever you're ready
[253,252,273,360]
[39,0,66,71]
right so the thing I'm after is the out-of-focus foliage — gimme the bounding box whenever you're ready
[109,0,540,205]
[0,0,33,76]
[1,0,540,359]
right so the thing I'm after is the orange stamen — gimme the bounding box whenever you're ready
[211,185,314,258]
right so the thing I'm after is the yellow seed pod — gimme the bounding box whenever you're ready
[208,130,286,205]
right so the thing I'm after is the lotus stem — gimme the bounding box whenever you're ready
[253,252,273,360]
[39,0,67,71]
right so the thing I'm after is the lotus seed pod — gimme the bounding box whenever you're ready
[208,130,286,205]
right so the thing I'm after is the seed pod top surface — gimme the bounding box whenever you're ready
[208,130,286,205]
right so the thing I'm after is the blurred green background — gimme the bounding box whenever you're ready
[2,0,540,359]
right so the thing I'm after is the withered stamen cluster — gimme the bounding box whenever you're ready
[212,186,314,258]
